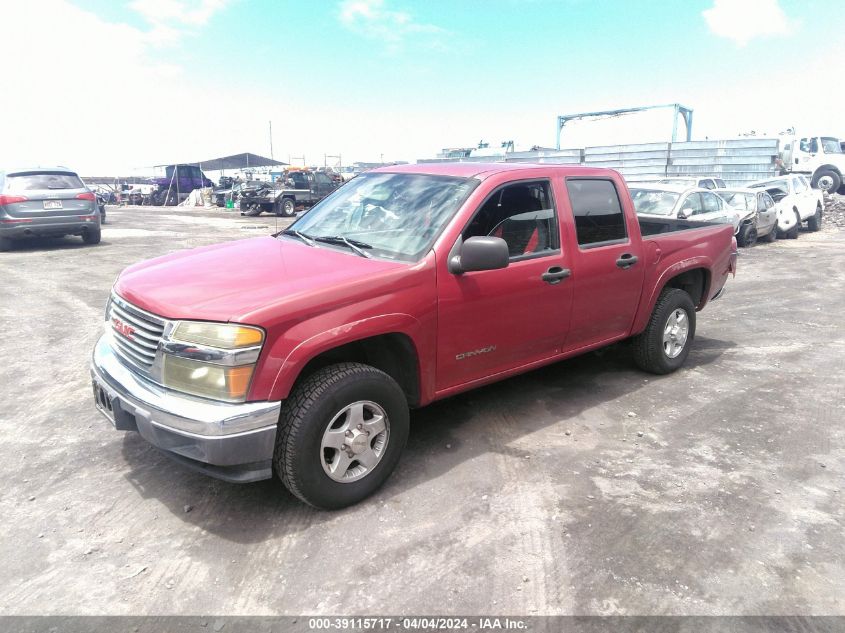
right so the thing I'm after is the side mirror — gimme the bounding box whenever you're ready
[678,207,693,219]
[449,236,509,274]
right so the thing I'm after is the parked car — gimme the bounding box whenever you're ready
[630,184,735,229]
[0,167,101,251]
[655,177,727,190]
[91,163,736,508]
[716,188,778,246]
[748,175,824,239]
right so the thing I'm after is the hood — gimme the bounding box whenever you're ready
[114,236,405,323]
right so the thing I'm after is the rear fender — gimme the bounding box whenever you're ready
[631,257,714,335]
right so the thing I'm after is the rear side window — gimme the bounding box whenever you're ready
[5,172,84,192]
[566,179,627,246]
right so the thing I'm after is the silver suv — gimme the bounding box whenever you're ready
[0,167,101,251]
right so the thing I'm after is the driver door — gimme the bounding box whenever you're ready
[436,179,572,391]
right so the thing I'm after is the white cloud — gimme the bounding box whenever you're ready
[338,0,444,46]
[702,0,793,46]
[129,0,229,44]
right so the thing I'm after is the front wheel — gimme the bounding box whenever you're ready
[807,205,823,232]
[787,210,800,239]
[274,362,409,509]
[812,169,841,194]
[632,288,696,375]
[738,225,757,248]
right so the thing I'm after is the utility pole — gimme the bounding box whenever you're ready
[269,121,274,160]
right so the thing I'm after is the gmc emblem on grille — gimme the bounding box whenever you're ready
[112,317,135,340]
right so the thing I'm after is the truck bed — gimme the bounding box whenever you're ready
[637,216,723,236]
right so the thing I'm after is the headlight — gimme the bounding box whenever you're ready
[162,355,255,402]
[162,322,264,402]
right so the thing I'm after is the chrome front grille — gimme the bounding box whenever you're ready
[107,294,167,373]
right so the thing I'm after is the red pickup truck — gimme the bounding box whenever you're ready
[91,164,737,508]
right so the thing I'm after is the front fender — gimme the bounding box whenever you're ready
[257,312,430,402]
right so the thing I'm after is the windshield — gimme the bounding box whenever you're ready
[285,172,477,262]
[749,180,789,200]
[630,188,680,216]
[5,172,84,191]
[821,137,843,154]
[718,191,754,210]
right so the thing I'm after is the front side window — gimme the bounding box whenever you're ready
[700,179,716,190]
[793,177,806,193]
[287,172,477,262]
[463,181,557,258]
[567,178,627,246]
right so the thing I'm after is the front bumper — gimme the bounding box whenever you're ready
[90,335,280,483]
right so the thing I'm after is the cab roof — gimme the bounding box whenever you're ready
[368,162,619,181]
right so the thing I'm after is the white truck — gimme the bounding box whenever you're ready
[778,135,845,194]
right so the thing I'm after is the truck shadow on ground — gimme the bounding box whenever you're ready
[4,236,108,252]
[119,335,734,543]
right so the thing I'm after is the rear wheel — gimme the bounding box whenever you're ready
[807,205,823,232]
[0,236,13,252]
[82,227,101,245]
[632,288,696,375]
[276,197,296,217]
[763,222,778,242]
[274,362,409,509]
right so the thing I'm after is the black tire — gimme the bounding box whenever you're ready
[276,197,296,217]
[274,362,409,509]
[787,210,800,239]
[632,288,696,375]
[738,224,757,248]
[82,227,101,245]
[811,169,841,194]
[807,205,823,232]
[0,236,13,252]
[762,222,778,243]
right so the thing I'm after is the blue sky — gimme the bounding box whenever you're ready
[2,0,843,174]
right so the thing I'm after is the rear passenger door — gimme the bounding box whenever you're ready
[559,177,645,350]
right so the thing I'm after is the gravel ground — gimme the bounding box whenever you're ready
[0,205,843,616]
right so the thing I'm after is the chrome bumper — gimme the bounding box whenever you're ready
[90,335,280,482]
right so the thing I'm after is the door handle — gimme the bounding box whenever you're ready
[541,266,571,284]
[616,253,638,269]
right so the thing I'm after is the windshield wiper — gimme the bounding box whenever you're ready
[280,228,316,246]
[314,235,373,258]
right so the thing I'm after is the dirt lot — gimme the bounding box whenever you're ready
[0,205,842,616]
